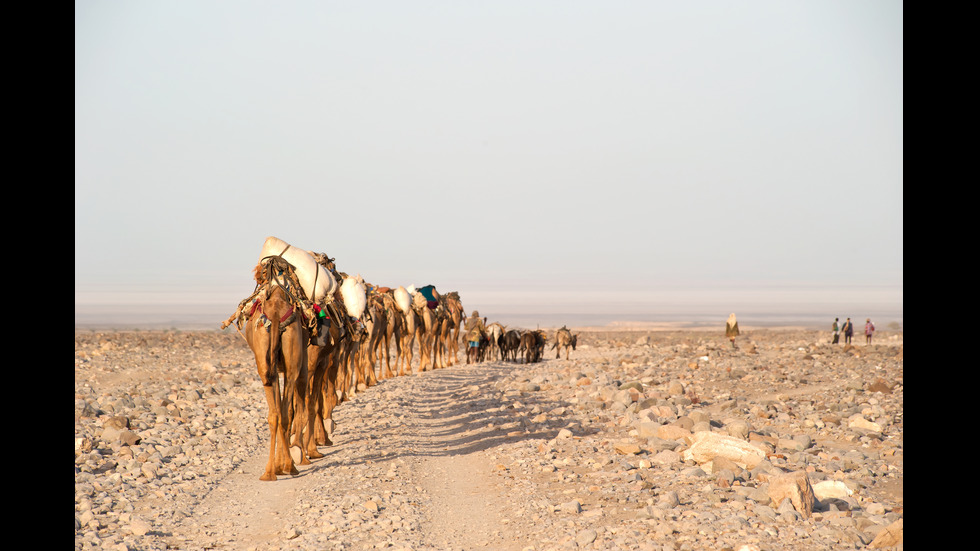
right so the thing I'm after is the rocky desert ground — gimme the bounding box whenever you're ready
[75,326,903,551]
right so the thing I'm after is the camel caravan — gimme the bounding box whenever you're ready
[221,236,578,481]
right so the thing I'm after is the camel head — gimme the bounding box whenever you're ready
[310,251,337,272]
[253,262,267,286]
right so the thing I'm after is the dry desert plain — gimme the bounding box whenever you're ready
[75,324,903,551]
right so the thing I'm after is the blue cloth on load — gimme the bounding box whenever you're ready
[419,285,436,302]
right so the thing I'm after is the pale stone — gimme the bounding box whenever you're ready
[681,431,766,469]
[636,421,660,439]
[657,424,692,442]
[559,500,582,514]
[704,456,739,475]
[848,416,883,433]
[129,517,152,536]
[614,442,642,455]
[812,480,853,501]
[868,518,903,548]
[688,410,711,424]
[651,449,682,466]
[767,471,815,519]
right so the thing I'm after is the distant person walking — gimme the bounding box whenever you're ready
[841,317,854,344]
[832,317,841,344]
[865,318,875,345]
[464,310,487,364]
[725,313,740,348]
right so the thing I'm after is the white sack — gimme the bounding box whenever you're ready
[258,236,337,303]
[394,286,412,314]
[340,275,367,320]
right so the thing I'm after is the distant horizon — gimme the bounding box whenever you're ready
[74,294,903,332]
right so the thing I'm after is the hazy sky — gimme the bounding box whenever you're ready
[75,1,903,324]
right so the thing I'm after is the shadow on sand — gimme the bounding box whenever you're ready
[298,359,589,473]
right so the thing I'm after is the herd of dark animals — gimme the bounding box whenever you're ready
[471,323,577,364]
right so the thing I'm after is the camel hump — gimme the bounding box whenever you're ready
[258,236,337,302]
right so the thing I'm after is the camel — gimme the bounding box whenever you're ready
[222,242,340,479]
[334,319,365,403]
[310,304,365,448]
[551,326,577,359]
[434,312,451,369]
[357,292,389,386]
[438,292,465,367]
[305,308,340,455]
[305,255,369,449]
[396,307,419,375]
[384,287,416,376]
[412,291,439,372]
[333,274,368,402]
[241,282,312,481]
[412,285,453,370]
[376,291,401,378]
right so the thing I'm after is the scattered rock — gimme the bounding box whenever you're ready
[75,329,903,551]
[681,431,767,469]
[768,471,815,519]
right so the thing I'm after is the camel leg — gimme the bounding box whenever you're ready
[276,393,300,476]
[321,352,340,445]
[449,327,459,366]
[282,330,310,467]
[248,321,290,481]
[437,326,447,368]
[418,334,429,372]
[306,349,327,457]
[362,342,378,386]
[379,336,391,379]
[259,383,283,481]
[353,346,367,388]
[336,345,349,402]
[381,331,395,378]
[341,342,356,400]
[426,334,436,371]
[403,335,415,375]
[393,330,405,376]
[267,380,298,480]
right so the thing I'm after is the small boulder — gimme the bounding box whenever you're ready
[868,518,903,548]
[657,424,692,442]
[681,431,766,469]
[767,471,815,519]
[812,480,853,501]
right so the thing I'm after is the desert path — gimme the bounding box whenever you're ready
[169,360,541,550]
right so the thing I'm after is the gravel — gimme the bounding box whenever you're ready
[76,328,903,550]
